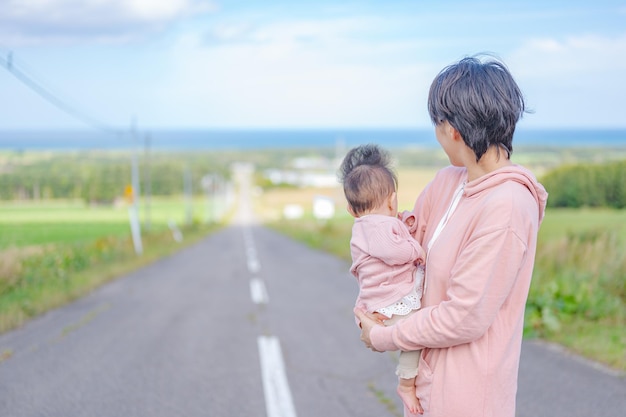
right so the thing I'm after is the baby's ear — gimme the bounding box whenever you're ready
[388,191,397,209]
[346,204,357,218]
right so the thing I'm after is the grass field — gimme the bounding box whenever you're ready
[0,196,228,333]
[538,207,626,241]
[0,196,217,249]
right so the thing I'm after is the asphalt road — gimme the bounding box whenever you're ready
[0,166,624,417]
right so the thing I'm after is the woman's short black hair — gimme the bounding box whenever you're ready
[428,54,527,161]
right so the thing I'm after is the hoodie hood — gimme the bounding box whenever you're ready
[464,164,548,224]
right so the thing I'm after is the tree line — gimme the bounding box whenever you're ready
[0,152,231,203]
[0,147,337,203]
[541,159,626,209]
[2,150,624,208]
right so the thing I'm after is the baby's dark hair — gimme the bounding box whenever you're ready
[338,144,397,216]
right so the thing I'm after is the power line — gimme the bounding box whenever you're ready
[0,50,122,135]
[1,49,145,255]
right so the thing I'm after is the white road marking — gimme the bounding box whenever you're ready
[248,258,261,274]
[258,336,298,417]
[241,219,296,415]
[243,229,261,273]
[250,278,269,304]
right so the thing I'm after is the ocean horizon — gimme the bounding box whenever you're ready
[0,128,625,151]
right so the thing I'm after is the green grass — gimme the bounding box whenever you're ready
[539,207,626,241]
[0,222,130,248]
[526,219,625,370]
[0,223,223,333]
[0,197,215,249]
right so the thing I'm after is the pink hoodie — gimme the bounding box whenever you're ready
[370,165,548,417]
[350,214,425,314]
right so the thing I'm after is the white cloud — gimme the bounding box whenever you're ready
[6,3,624,129]
[202,15,383,48]
[0,0,216,45]
[155,19,438,128]
[508,33,626,127]
[509,33,626,77]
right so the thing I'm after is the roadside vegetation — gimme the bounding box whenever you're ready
[0,198,224,333]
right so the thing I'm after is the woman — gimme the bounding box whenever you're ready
[354,55,548,417]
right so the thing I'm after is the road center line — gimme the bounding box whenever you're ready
[258,336,298,417]
[243,229,261,273]
[250,278,269,304]
[248,258,261,274]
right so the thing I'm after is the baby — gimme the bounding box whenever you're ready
[339,143,425,414]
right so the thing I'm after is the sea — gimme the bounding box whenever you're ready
[0,128,625,151]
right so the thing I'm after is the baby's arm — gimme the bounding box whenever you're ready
[369,220,425,266]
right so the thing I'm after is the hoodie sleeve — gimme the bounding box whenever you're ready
[371,225,529,351]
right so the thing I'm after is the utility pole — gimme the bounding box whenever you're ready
[144,132,152,231]
[201,174,212,224]
[184,164,193,225]
[128,117,143,255]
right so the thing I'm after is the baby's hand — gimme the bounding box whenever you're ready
[372,312,390,322]
[400,211,417,232]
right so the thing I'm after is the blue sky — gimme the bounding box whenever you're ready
[1,0,625,130]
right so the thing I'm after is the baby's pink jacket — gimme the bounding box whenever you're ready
[370,165,547,417]
[350,214,425,314]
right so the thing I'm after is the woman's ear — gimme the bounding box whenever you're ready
[449,124,463,142]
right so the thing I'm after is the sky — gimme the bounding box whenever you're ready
[0,0,625,131]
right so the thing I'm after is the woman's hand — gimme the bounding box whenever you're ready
[354,308,385,352]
